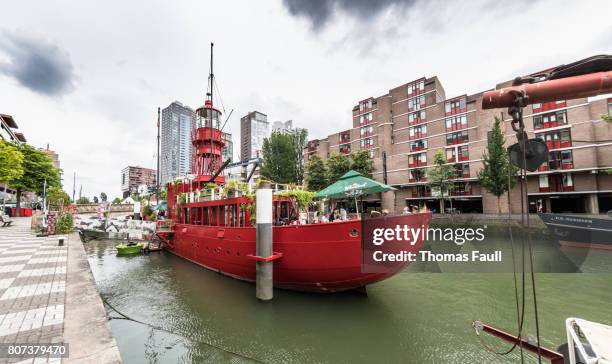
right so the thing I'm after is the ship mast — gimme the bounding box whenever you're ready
[192,42,225,188]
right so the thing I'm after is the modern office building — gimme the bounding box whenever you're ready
[222,132,233,163]
[240,111,269,159]
[121,166,157,198]
[272,120,294,134]
[305,69,612,214]
[160,101,194,184]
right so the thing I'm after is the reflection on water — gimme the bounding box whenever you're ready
[84,229,612,363]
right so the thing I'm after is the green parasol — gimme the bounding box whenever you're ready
[314,170,396,214]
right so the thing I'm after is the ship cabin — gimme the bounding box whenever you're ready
[177,196,299,228]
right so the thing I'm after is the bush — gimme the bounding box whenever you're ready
[55,213,74,234]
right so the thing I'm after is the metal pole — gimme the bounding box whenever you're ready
[256,181,273,301]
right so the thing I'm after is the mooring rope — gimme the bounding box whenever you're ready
[101,296,266,363]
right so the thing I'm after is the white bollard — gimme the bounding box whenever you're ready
[256,181,273,301]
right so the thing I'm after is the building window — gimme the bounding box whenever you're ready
[410,139,427,152]
[454,163,470,178]
[359,99,373,113]
[408,110,426,125]
[533,100,566,113]
[409,168,426,182]
[533,110,567,130]
[339,144,351,155]
[360,125,373,137]
[360,113,373,125]
[445,98,466,115]
[409,125,427,139]
[409,153,427,168]
[445,115,468,131]
[407,80,425,96]
[360,137,374,148]
[408,95,426,111]
[446,130,469,145]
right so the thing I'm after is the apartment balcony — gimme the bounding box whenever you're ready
[533,101,566,113]
[409,177,428,184]
[409,118,425,126]
[446,123,468,132]
[450,187,473,196]
[411,190,431,197]
[307,146,317,153]
[408,160,427,168]
[445,108,467,117]
[409,132,427,141]
[339,146,351,155]
[359,120,375,127]
[360,131,373,138]
[458,155,469,162]
[411,146,426,152]
[539,185,575,193]
[534,120,566,130]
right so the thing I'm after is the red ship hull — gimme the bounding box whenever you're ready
[164,212,431,292]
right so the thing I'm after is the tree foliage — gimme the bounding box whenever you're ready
[305,155,328,192]
[100,192,108,202]
[349,150,374,178]
[327,153,351,183]
[112,197,122,204]
[427,149,457,213]
[0,140,24,184]
[478,117,518,214]
[260,132,297,184]
[9,144,60,215]
[77,196,90,204]
[47,186,71,206]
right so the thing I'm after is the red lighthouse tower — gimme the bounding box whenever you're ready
[192,43,225,187]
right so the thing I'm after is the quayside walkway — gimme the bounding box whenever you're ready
[0,217,121,364]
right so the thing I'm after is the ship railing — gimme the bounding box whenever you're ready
[565,317,612,364]
[156,220,175,232]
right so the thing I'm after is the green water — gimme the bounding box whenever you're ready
[84,230,612,363]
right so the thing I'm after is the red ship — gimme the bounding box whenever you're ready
[158,44,431,292]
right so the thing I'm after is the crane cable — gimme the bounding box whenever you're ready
[101,296,266,363]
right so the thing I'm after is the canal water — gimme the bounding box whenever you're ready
[83,227,612,363]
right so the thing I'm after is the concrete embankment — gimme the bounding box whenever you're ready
[0,217,122,364]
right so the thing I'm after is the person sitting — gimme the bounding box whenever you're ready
[403,206,411,214]
[339,207,347,220]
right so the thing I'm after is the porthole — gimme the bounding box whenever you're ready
[350,229,358,237]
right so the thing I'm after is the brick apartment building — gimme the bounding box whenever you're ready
[305,69,612,214]
[121,166,157,198]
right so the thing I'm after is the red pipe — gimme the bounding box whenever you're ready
[478,323,565,364]
[482,71,612,109]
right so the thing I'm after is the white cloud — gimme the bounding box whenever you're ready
[0,0,610,199]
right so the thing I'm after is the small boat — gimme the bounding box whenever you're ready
[116,242,144,255]
[539,213,612,250]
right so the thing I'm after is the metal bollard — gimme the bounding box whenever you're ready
[256,181,273,301]
[58,236,65,246]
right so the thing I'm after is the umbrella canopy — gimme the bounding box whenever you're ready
[154,201,167,211]
[315,170,396,199]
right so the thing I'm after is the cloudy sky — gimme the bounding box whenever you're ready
[1,0,610,199]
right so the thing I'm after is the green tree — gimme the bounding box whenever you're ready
[305,155,328,191]
[478,117,518,214]
[427,149,457,214]
[46,186,71,206]
[326,153,351,183]
[0,140,24,184]
[112,197,122,204]
[0,140,24,207]
[100,192,108,202]
[350,150,374,178]
[291,128,308,184]
[9,144,60,216]
[260,132,297,183]
[77,196,90,204]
